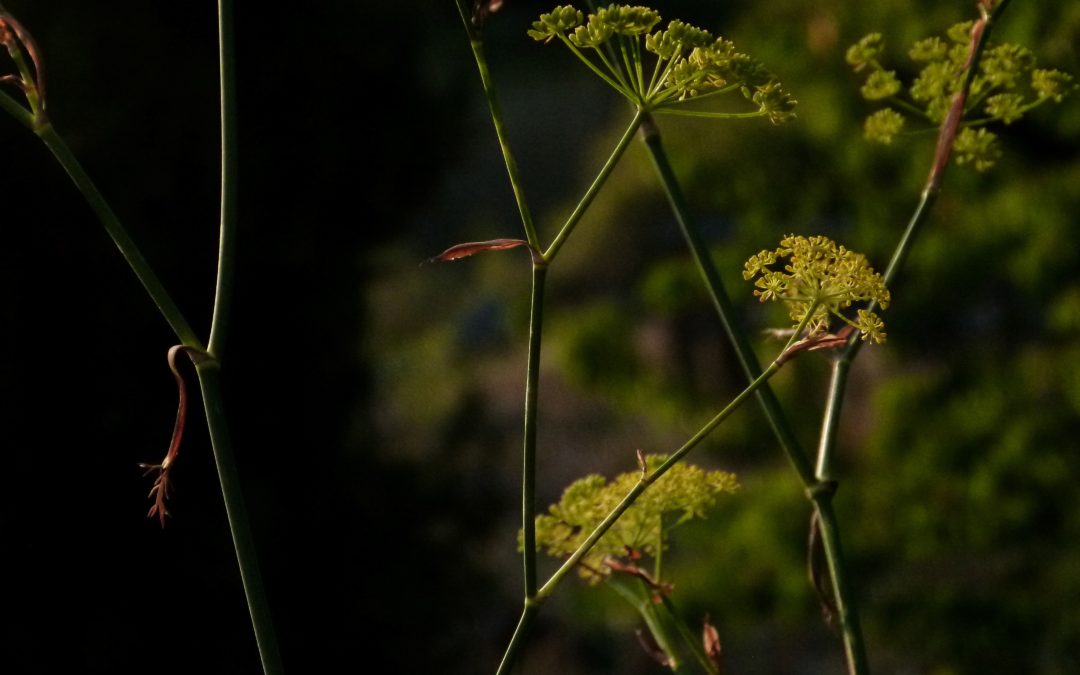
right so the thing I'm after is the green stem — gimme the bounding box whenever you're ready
[810,494,867,675]
[815,359,850,481]
[637,114,816,485]
[208,0,240,360]
[497,313,814,675]
[538,311,812,601]
[495,604,540,675]
[659,594,720,675]
[607,578,696,674]
[521,265,547,599]
[455,1,540,248]
[809,5,1013,672]
[196,363,284,675]
[203,3,283,674]
[35,124,202,348]
[639,116,871,674]
[542,109,644,261]
[0,87,33,129]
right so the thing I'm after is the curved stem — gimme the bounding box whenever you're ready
[196,363,284,675]
[542,109,645,261]
[208,0,240,359]
[35,124,203,348]
[203,4,283,673]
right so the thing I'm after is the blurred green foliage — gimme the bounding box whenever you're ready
[374,1,1079,672]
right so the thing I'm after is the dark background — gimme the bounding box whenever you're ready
[1,1,1077,674]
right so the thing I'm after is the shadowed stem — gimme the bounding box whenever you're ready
[3,3,282,671]
[453,0,540,248]
[34,124,203,348]
[196,363,283,675]
[200,2,284,674]
[638,114,869,674]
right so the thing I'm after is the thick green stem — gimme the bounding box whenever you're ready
[542,109,645,262]
[638,114,815,485]
[35,124,202,348]
[521,265,547,599]
[810,495,867,675]
[640,115,870,673]
[196,363,284,675]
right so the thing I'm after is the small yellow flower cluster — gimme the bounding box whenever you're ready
[743,235,890,343]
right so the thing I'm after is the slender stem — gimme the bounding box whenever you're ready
[810,495,867,675]
[538,328,803,600]
[815,359,850,481]
[637,114,816,485]
[807,6,1014,673]
[35,124,202,348]
[497,318,811,674]
[659,595,720,675]
[196,363,284,675]
[0,88,32,129]
[521,265,547,599]
[639,116,870,673]
[652,109,767,120]
[495,604,540,675]
[208,0,240,359]
[542,109,644,261]
[580,39,635,96]
[199,3,283,674]
[455,1,540,248]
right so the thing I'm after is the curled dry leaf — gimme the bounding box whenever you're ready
[138,345,207,527]
[428,238,542,265]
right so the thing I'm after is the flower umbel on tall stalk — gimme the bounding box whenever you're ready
[529,4,797,123]
[848,24,1074,170]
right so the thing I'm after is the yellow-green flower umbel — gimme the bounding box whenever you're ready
[743,235,890,343]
